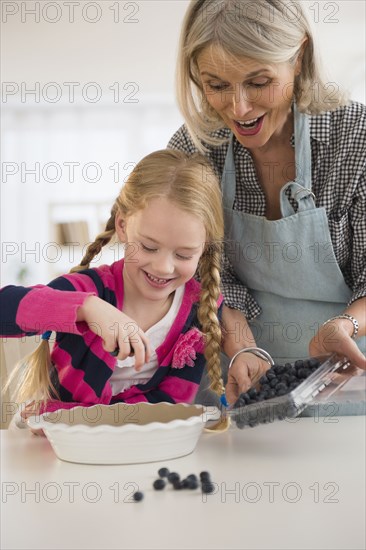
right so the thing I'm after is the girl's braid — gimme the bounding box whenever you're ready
[69,207,117,273]
[197,243,224,396]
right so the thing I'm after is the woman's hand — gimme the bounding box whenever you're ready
[225,353,270,405]
[221,305,270,404]
[309,318,366,370]
[77,296,151,371]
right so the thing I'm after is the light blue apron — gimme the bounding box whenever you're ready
[221,104,366,364]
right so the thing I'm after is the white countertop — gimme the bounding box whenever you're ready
[1,416,365,550]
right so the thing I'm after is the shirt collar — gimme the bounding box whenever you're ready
[291,110,331,148]
[308,110,331,145]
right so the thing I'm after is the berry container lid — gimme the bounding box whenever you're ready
[227,354,366,429]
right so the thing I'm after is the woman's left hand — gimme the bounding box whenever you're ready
[225,353,270,405]
[309,319,366,370]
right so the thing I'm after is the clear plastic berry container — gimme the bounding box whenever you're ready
[228,354,366,429]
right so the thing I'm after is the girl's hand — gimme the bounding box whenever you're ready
[78,296,151,371]
[309,319,366,370]
[20,402,45,436]
[225,353,270,405]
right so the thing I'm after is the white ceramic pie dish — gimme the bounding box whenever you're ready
[27,402,217,465]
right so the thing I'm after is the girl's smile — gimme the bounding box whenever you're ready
[116,196,206,309]
[143,270,178,288]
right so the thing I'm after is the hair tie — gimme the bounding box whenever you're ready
[220,393,228,408]
[41,331,52,341]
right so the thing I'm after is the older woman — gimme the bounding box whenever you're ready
[168,0,366,404]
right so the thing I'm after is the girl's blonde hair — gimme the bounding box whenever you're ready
[5,150,226,409]
[177,0,349,151]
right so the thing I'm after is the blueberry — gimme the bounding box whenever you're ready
[201,482,215,494]
[133,491,144,502]
[261,383,271,392]
[268,389,276,398]
[257,392,267,401]
[242,392,251,404]
[167,472,180,483]
[259,375,269,384]
[234,396,245,408]
[173,480,184,490]
[276,388,288,396]
[200,471,211,481]
[276,382,288,392]
[187,478,199,490]
[158,467,169,478]
[153,479,166,490]
[248,387,258,399]
[297,368,311,379]
[308,358,320,369]
[235,393,249,407]
[267,372,276,381]
[270,378,279,388]
[294,360,304,369]
[186,474,198,482]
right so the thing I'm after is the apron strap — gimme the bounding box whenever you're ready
[293,103,312,190]
[221,135,236,209]
[280,181,316,217]
[280,104,315,217]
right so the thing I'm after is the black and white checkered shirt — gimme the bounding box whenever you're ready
[168,101,366,319]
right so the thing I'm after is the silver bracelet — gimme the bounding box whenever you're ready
[322,314,359,339]
[228,347,275,370]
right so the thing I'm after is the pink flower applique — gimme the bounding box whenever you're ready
[171,328,205,369]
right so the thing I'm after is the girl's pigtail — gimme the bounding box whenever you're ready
[197,243,223,395]
[2,334,58,410]
[197,243,230,431]
[70,207,117,273]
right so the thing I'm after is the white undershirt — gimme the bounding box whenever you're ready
[110,285,184,395]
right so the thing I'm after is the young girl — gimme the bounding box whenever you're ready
[1,149,227,421]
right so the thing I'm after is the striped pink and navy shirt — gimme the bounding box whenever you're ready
[0,259,223,413]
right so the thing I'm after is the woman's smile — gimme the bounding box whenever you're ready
[233,114,266,136]
[198,45,297,150]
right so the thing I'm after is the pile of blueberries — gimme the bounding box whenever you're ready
[133,468,214,501]
[232,357,321,428]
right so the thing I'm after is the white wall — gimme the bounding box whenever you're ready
[2,0,191,95]
[1,0,365,286]
[2,1,364,99]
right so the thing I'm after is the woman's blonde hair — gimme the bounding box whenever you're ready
[177,0,349,151]
[5,150,226,408]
